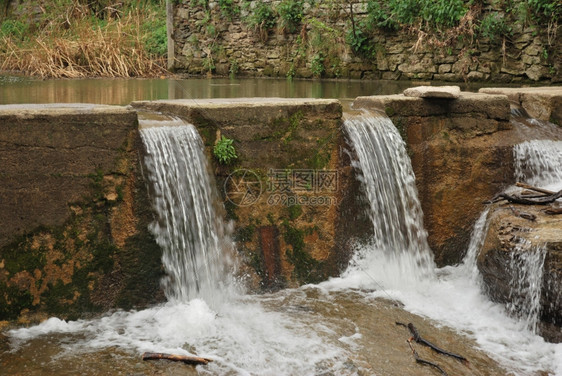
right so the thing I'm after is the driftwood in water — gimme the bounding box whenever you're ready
[142,352,212,366]
[407,339,448,376]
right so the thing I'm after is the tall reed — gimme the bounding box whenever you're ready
[0,1,167,78]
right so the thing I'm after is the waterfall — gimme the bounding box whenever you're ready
[505,138,562,332]
[140,117,239,306]
[343,113,434,282]
[514,139,562,190]
[506,239,546,333]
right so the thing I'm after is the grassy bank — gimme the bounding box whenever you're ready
[0,0,167,78]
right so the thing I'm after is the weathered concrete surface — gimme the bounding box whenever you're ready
[479,86,562,125]
[478,202,562,342]
[132,98,361,289]
[0,104,163,321]
[352,92,522,265]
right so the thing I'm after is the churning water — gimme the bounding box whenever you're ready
[4,114,562,375]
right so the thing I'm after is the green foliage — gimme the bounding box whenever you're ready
[143,18,167,57]
[364,0,467,30]
[218,0,240,20]
[277,0,304,33]
[0,19,28,39]
[286,63,296,79]
[346,26,373,57]
[422,0,466,28]
[229,59,239,78]
[479,12,512,43]
[526,0,561,23]
[213,135,238,164]
[248,3,277,31]
[310,53,325,77]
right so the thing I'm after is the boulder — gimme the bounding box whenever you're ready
[478,201,562,343]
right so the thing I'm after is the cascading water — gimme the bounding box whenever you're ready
[140,117,239,306]
[501,136,562,333]
[514,139,562,190]
[506,239,546,334]
[343,113,434,284]
[324,111,562,375]
[4,112,562,376]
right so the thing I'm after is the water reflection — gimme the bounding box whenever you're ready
[0,76,413,107]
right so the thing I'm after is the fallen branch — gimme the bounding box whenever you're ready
[407,339,448,376]
[396,322,468,364]
[141,352,212,366]
[515,182,556,196]
[499,190,562,205]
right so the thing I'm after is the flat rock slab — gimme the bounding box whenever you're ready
[403,85,461,99]
[479,86,562,124]
[353,92,510,120]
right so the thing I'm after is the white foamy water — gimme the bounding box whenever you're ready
[9,297,355,375]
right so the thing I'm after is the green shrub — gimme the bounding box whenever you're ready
[364,0,467,30]
[346,26,373,57]
[213,135,238,164]
[421,0,466,28]
[310,53,324,77]
[526,0,561,23]
[479,12,512,43]
[218,0,240,20]
[277,0,304,33]
[249,3,277,31]
[143,19,167,57]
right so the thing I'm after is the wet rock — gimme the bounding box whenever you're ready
[478,202,562,342]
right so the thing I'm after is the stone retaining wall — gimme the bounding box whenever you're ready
[169,0,561,83]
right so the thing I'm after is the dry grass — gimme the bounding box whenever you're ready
[0,5,167,79]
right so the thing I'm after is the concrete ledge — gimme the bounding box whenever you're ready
[353,92,510,120]
[131,98,342,127]
[479,86,562,124]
